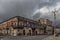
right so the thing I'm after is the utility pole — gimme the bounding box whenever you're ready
[52,8,60,35]
[52,9,57,27]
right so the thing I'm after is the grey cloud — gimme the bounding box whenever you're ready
[33,12,41,20]
[0,0,40,21]
[32,0,60,26]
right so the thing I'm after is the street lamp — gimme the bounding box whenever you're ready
[52,9,57,26]
[52,8,60,35]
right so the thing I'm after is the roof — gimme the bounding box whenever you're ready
[0,16,39,24]
[0,16,19,24]
[38,18,52,22]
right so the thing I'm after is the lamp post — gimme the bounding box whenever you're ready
[52,8,60,35]
[52,9,58,26]
[52,10,57,35]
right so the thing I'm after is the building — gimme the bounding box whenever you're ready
[38,18,53,35]
[54,27,60,36]
[0,16,41,36]
[38,18,52,25]
[0,16,53,36]
[34,27,44,35]
[46,26,54,35]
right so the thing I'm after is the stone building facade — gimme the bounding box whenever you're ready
[0,16,53,36]
[46,26,54,35]
[54,27,60,36]
[38,18,53,35]
[0,16,40,36]
[38,18,52,25]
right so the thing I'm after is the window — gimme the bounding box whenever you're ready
[12,21,17,27]
[27,22,29,24]
[30,23,33,27]
[27,22,30,27]
[7,21,12,28]
[23,22,27,27]
[19,21,23,26]
[28,24,30,27]
[31,23,34,27]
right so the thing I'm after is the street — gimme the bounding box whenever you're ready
[0,35,60,40]
[0,35,49,40]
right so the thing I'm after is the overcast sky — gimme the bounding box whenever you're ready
[0,0,60,26]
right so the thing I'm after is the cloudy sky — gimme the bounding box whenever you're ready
[0,0,60,26]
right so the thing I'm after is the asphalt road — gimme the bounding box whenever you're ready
[0,35,50,40]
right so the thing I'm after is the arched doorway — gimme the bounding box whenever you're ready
[28,30,31,35]
[23,30,25,35]
[35,31,37,35]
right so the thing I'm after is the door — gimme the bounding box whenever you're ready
[35,31,37,35]
[29,30,31,35]
[23,30,25,35]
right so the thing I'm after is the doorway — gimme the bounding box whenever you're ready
[35,31,37,35]
[28,30,31,35]
[23,30,25,35]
